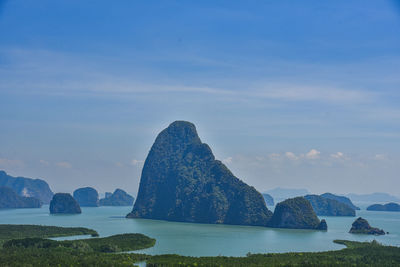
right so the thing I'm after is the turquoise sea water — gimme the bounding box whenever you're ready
[0,205,399,256]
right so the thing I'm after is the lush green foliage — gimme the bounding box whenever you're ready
[267,197,323,229]
[99,188,134,206]
[305,194,355,216]
[147,240,400,266]
[0,186,41,209]
[128,121,272,226]
[321,193,360,210]
[50,193,81,214]
[0,224,98,245]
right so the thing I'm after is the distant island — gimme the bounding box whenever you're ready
[349,217,385,235]
[347,193,400,203]
[268,197,327,230]
[50,193,81,214]
[262,193,274,206]
[73,187,99,207]
[304,194,355,216]
[99,189,134,206]
[321,193,360,210]
[367,203,400,212]
[264,187,309,203]
[0,186,41,209]
[127,121,273,226]
[0,170,53,204]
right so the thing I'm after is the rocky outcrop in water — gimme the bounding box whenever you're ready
[349,217,385,235]
[267,197,326,230]
[99,189,134,206]
[367,203,400,212]
[73,187,99,207]
[0,186,41,209]
[127,121,272,226]
[49,193,81,214]
[304,194,355,216]
[0,170,53,204]
[321,193,360,210]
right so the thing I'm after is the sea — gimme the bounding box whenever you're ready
[0,204,399,256]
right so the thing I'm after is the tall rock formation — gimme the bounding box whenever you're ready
[0,171,53,204]
[127,121,272,226]
[73,187,99,207]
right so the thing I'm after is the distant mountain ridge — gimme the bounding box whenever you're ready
[347,193,400,203]
[0,171,53,204]
[264,187,309,202]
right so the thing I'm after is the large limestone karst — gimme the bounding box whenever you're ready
[0,186,42,209]
[321,193,360,210]
[73,187,99,207]
[127,121,272,226]
[267,197,327,230]
[304,194,355,216]
[49,193,81,214]
[0,170,53,204]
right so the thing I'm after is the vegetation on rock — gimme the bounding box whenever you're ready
[267,197,325,230]
[127,121,272,226]
[304,194,355,216]
[99,189,134,206]
[73,187,99,207]
[0,170,53,204]
[321,193,360,210]
[0,187,41,209]
[50,193,82,214]
[349,217,385,235]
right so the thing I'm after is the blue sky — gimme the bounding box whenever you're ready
[0,0,399,196]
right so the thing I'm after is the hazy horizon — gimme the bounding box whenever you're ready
[1,1,399,197]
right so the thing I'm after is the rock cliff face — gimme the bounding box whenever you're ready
[99,189,134,206]
[367,203,400,212]
[349,217,385,235]
[321,193,360,210]
[267,197,326,230]
[0,186,42,209]
[73,187,99,207]
[304,194,355,216]
[127,121,272,226]
[0,171,53,204]
[49,193,81,214]
[262,193,274,206]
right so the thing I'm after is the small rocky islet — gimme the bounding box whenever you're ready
[99,189,134,206]
[73,187,99,207]
[349,217,385,235]
[49,193,81,214]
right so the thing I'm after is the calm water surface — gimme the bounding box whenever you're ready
[0,205,399,256]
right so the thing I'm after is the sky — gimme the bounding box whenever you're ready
[0,0,399,197]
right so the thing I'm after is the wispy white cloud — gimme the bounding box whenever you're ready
[305,149,321,159]
[0,158,24,168]
[222,157,233,164]
[285,152,298,160]
[39,159,50,166]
